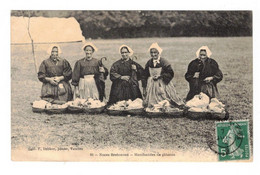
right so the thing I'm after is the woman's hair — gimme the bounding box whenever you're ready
[200,49,206,53]
[150,48,159,53]
[52,46,58,51]
[47,45,61,55]
[199,49,207,56]
[51,46,59,55]
[120,46,130,53]
[84,45,95,52]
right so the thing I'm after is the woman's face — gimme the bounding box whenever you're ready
[199,50,207,60]
[150,48,159,59]
[84,46,94,58]
[51,47,58,58]
[121,48,130,60]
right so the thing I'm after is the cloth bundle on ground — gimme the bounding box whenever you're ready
[108,98,143,110]
[67,98,105,108]
[208,98,225,113]
[186,92,210,108]
[186,92,209,112]
[84,98,106,108]
[186,92,225,113]
[67,98,86,107]
[32,100,49,109]
[33,99,67,109]
[45,103,68,109]
[32,99,69,113]
[145,100,170,112]
[126,98,143,109]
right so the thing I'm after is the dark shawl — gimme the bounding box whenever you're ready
[108,59,145,105]
[185,57,223,101]
[143,57,174,87]
[38,57,73,102]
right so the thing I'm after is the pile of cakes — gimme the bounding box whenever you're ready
[67,98,106,113]
[185,92,226,119]
[108,98,143,111]
[107,98,144,115]
[186,93,210,112]
[145,100,183,117]
[67,98,105,108]
[186,93,225,113]
[32,99,68,113]
[145,100,170,113]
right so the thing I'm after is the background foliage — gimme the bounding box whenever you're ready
[11,10,252,39]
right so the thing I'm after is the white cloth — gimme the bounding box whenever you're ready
[33,100,48,109]
[82,41,98,52]
[196,46,212,58]
[148,42,163,55]
[153,56,161,67]
[149,67,162,77]
[186,92,210,108]
[75,75,99,100]
[47,44,62,55]
[119,44,134,56]
[144,67,183,108]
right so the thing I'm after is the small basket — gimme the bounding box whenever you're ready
[186,111,208,119]
[67,105,84,113]
[125,108,144,116]
[107,109,127,116]
[209,111,228,120]
[83,106,106,114]
[45,107,67,114]
[145,111,165,117]
[32,107,45,113]
[165,110,184,117]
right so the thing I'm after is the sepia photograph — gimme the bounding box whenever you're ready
[10,10,253,162]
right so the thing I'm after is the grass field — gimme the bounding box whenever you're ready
[11,37,253,156]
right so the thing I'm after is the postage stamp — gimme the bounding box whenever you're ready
[216,120,250,161]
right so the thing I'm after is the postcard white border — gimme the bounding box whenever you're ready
[2,0,260,175]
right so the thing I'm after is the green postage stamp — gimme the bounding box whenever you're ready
[216,120,250,161]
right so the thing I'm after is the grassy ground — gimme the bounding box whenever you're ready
[11,37,253,154]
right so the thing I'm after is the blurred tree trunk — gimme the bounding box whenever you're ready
[22,11,38,74]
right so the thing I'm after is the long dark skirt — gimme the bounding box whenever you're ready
[108,79,142,105]
[41,80,73,102]
[186,78,201,101]
[186,79,219,101]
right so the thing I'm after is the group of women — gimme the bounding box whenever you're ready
[38,42,223,108]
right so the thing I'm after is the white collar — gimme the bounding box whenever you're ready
[153,57,161,67]
[153,56,161,63]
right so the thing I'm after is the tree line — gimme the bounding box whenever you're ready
[11,10,252,39]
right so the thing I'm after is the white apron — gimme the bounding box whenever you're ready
[74,75,99,100]
[144,67,183,108]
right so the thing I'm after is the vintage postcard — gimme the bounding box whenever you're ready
[11,10,253,161]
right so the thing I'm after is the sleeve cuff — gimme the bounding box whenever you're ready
[71,82,78,86]
[38,77,48,83]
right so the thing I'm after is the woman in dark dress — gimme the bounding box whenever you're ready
[185,46,223,101]
[71,42,108,101]
[108,45,145,105]
[38,45,73,102]
[143,43,183,108]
